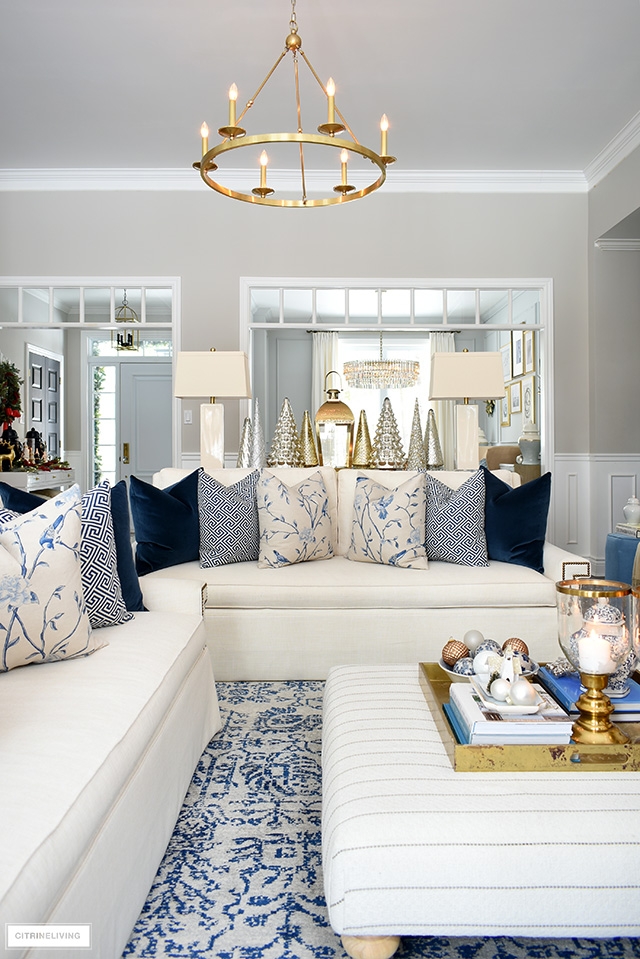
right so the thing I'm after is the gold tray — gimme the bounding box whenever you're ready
[419,662,640,773]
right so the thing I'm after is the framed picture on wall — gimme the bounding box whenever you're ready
[510,380,522,414]
[500,343,511,382]
[501,389,511,427]
[511,330,524,378]
[522,374,536,424]
[524,330,535,373]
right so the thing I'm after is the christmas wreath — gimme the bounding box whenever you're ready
[0,361,23,426]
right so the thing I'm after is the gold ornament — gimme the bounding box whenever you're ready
[442,639,470,666]
[352,410,373,468]
[502,638,529,657]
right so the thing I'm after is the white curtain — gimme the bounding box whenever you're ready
[311,331,340,415]
[429,331,456,470]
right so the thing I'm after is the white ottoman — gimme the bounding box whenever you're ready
[322,664,640,959]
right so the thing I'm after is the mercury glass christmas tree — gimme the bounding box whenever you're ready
[371,397,405,469]
[237,416,253,467]
[405,400,427,470]
[250,398,267,468]
[268,397,302,467]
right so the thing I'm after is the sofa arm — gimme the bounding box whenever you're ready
[140,577,206,617]
[543,542,591,583]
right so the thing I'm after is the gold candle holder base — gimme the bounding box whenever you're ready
[380,155,397,165]
[572,672,630,745]
[333,183,355,194]
[217,125,246,139]
[251,186,275,198]
[317,121,346,136]
[193,160,218,172]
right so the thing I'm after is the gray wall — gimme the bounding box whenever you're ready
[588,145,640,454]
[0,188,588,454]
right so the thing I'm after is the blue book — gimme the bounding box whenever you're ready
[443,702,470,744]
[538,667,640,720]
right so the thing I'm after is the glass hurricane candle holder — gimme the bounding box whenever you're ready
[556,579,632,745]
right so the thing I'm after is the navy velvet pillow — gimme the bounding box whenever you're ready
[111,480,146,611]
[0,482,43,513]
[130,470,200,576]
[482,466,551,573]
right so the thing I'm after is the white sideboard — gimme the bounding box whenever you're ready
[0,469,76,494]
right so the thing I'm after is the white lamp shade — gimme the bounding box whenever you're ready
[174,351,252,400]
[428,351,505,401]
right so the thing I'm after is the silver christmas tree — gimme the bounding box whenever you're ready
[372,397,405,469]
[406,399,427,469]
[237,416,253,468]
[268,397,302,467]
[250,398,267,468]
[425,408,444,470]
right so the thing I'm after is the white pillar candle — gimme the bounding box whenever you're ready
[578,631,616,674]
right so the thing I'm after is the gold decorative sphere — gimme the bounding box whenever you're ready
[285,32,302,51]
[442,639,470,667]
[502,638,529,657]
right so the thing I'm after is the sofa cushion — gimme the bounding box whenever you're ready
[346,473,428,569]
[144,555,556,610]
[198,468,260,567]
[257,470,334,568]
[0,485,99,671]
[482,466,552,573]
[154,466,340,556]
[425,469,488,566]
[130,470,199,576]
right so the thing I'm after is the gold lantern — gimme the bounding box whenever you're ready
[315,371,354,469]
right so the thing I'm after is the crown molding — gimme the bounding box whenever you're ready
[584,109,640,189]
[0,167,588,194]
[594,237,640,251]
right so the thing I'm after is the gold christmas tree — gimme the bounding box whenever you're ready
[299,410,319,467]
[352,410,373,468]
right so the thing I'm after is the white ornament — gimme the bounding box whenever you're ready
[489,677,510,702]
[508,679,538,707]
[464,629,485,652]
[473,648,503,675]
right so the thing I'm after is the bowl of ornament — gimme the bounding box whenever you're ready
[439,630,537,683]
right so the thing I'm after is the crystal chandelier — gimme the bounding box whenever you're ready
[193,0,395,208]
[343,334,420,389]
[111,290,140,352]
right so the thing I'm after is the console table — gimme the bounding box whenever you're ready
[0,469,76,495]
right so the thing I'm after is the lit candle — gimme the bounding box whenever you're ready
[260,150,269,190]
[578,630,616,674]
[380,114,389,156]
[200,122,209,156]
[326,77,336,124]
[340,149,348,186]
[229,83,238,126]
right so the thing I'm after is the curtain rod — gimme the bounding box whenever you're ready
[305,328,461,334]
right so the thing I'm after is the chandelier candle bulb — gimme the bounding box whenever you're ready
[200,122,209,156]
[380,114,388,156]
[260,151,268,188]
[340,150,348,186]
[326,77,336,124]
[228,84,238,126]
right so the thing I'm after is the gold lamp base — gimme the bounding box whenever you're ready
[317,121,346,136]
[571,672,630,745]
[333,183,355,194]
[217,125,246,139]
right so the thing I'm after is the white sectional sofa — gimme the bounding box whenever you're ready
[0,607,220,959]
[141,466,589,681]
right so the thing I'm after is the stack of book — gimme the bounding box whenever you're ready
[537,667,640,722]
[615,522,640,538]
[444,682,573,745]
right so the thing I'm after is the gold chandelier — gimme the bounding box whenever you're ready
[193,0,395,208]
[343,333,420,389]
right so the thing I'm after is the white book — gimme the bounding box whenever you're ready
[449,682,573,745]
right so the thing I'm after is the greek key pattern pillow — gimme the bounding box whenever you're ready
[0,485,100,672]
[198,469,260,567]
[347,473,428,569]
[257,470,333,568]
[425,469,488,566]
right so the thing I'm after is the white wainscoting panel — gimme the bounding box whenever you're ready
[551,455,591,562]
[179,452,239,470]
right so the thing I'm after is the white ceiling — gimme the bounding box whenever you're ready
[1,0,640,182]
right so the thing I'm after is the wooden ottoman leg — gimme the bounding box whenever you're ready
[341,934,401,959]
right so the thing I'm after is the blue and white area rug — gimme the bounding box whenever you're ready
[124,682,640,959]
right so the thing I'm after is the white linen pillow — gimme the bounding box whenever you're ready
[0,485,101,672]
[257,470,333,568]
[346,473,428,569]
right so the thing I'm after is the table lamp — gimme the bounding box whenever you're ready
[174,350,251,470]
[428,350,505,470]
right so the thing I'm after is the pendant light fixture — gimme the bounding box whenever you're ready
[193,0,395,208]
[343,333,420,389]
[111,290,140,352]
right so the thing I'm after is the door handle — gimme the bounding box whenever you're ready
[122,442,130,464]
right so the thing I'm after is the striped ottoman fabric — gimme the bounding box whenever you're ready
[322,664,640,940]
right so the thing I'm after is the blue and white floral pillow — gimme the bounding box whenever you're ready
[198,469,260,567]
[257,470,333,568]
[425,469,488,566]
[347,473,429,569]
[0,485,102,672]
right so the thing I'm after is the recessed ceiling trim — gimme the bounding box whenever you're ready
[594,238,640,251]
[584,109,640,189]
[0,167,587,194]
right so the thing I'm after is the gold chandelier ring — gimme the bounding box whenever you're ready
[199,132,387,208]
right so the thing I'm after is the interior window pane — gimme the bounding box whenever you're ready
[23,289,50,323]
[513,290,540,325]
[381,289,410,324]
[84,288,112,324]
[348,289,378,324]
[145,288,173,323]
[283,289,312,323]
[446,290,476,325]
[251,288,280,323]
[414,289,444,324]
[0,287,19,322]
[479,291,509,324]
[316,288,345,324]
